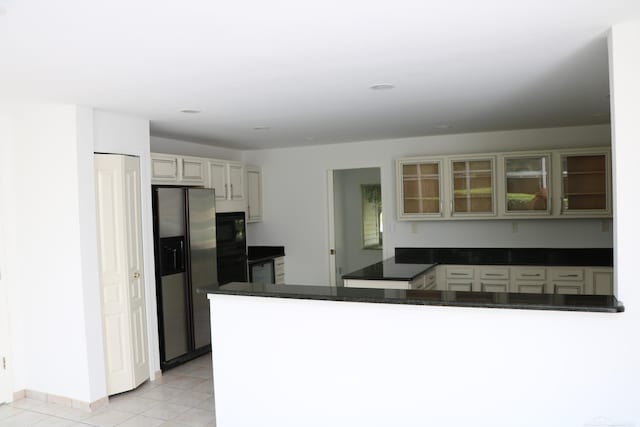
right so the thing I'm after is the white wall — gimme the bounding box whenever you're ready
[150,135,242,161]
[2,105,99,401]
[333,168,382,280]
[0,107,154,404]
[93,110,158,383]
[244,124,613,285]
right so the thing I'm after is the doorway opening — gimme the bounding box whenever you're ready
[328,168,383,286]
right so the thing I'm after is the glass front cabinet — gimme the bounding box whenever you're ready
[396,147,611,220]
[450,157,496,217]
[398,159,443,218]
[558,151,611,216]
[503,154,551,216]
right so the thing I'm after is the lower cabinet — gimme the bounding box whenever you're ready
[344,265,613,295]
[274,256,285,285]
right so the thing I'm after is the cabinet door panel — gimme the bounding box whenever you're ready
[399,160,442,216]
[228,163,245,200]
[513,281,546,294]
[561,153,609,213]
[503,155,551,215]
[247,168,263,222]
[451,158,495,216]
[181,158,205,183]
[481,281,509,292]
[208,161,228,200]
[151,156,178,181]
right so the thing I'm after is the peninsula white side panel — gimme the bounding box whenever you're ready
[209,294,637,427]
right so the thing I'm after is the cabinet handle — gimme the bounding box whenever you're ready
[559,274,579,278]
[230,183,234,198]
[133,272,140,279]
[485,273,502,276]
[450,200,454,215]
[522,273,540,277]
[451,272,467,276]
[225,184,228,199]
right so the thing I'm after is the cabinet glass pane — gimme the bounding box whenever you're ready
[505,156,549,212]
[562,155,607,211]
[402,162,440,214]
[452,159,493,214]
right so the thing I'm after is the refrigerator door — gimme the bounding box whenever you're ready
[187,188,217,349]
[161,272,189,360]
[155,188,189,362]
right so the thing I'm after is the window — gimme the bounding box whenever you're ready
[362,184,382,249]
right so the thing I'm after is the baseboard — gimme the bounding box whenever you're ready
[14,389,109,413]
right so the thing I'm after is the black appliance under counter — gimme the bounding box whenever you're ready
[342,258,436,281]
[248,246,286,284]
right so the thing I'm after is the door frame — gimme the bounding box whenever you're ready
[0,216,12,403]
[326,166,384,288]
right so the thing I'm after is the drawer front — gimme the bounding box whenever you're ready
[554,282,584,295]
[550,268,584,282]
[513,281,546,294]
[514,268,546,281]
[480,281,509,293]
[480,267,510,280]
[446,266,474,280]
[446,281,473,292]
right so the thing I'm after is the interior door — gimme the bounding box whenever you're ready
[123,156,149,388]
[96,154,149,396]
[0,231,11,404]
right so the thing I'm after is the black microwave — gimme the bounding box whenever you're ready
[216,212,246,256]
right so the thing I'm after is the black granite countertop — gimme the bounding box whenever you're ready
[201,283,624,313]
[342,258,436,281]
[248,246,285,263]
[395,247,613,266]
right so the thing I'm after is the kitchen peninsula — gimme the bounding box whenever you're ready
[204,279,622,427]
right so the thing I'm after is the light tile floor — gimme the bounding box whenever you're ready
[0,353,215,427]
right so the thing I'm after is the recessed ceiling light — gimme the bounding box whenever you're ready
[370,83,395,90]
[180,109,201,114]
[434,124,452,129]
[253,126,271,130]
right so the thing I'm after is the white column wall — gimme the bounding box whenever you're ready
[5,105,96,401]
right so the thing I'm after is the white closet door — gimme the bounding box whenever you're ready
[95,154,149,395]
[0,240,10,404]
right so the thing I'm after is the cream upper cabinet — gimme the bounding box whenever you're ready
[397,159,444,219]
[450,156,496,217]
[208,160,245,202]
[397,147,611,221]
[502,153,552,216]
[150,153,205,186]
[556,149,612,216]
[246,166,263,223]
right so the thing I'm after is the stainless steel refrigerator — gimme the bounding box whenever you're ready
[152,187,217,370]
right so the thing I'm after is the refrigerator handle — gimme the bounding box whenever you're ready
[180,240,185,270]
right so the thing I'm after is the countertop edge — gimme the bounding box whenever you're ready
[342,264,437,281]
[203,287,624,314]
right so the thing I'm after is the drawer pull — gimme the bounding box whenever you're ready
[451,272,468,276]
[559,274,578,277]
[522,273,541,277]
[485,273,502,276]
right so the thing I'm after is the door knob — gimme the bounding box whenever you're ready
[133,272,140,279]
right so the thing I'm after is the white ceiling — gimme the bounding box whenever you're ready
[1,0,639,150]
